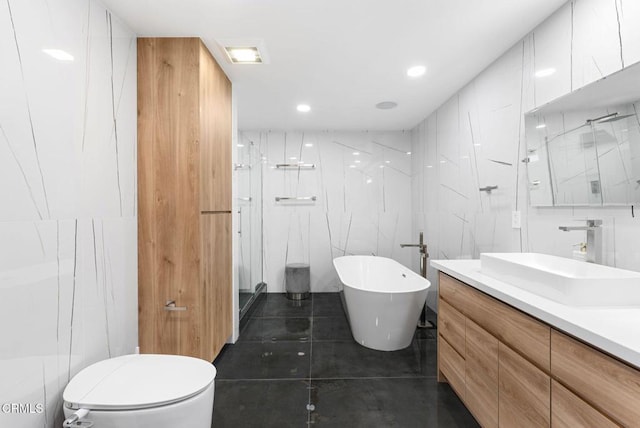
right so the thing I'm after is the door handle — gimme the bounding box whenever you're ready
[164,300,187,311]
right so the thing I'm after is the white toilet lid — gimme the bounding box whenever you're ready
[63,354,216,411]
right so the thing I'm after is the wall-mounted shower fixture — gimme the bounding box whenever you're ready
[479,185,498,193]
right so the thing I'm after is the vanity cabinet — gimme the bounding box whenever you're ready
[438,272,640,427]
[137,38,232,362]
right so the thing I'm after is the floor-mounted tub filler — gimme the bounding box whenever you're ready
[333,255,430,351]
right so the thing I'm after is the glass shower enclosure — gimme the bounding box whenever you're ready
[236,137,265,319]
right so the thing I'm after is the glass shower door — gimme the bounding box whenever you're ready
[236,136,264,318]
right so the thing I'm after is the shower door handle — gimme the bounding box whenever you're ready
[164,300,187,311]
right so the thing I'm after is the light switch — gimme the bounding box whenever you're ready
[511,210,521,229]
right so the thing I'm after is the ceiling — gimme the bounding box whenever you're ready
[102,0,567,131]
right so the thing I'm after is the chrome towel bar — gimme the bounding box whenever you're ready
[275,163,316,169]
[275,196,317,202]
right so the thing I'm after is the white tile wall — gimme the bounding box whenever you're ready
[0,0,137,426]
[412,0,640,310]
[241,131,414,293]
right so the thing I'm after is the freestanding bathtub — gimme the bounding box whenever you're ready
[333,256,430,351]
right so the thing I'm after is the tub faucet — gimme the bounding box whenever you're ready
[558,219,602,264]
[400,232,429,277]
[400,232,431,328]
[400,232,428,257]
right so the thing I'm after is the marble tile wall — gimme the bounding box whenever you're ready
[0,0,137,426]
[240,131,414,293]
[412,0,640,309]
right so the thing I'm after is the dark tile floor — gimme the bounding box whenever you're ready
[212,293,478,427]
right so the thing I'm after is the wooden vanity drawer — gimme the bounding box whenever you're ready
[551,330,640,426]
[439,273,550,371]
[438,299,465,356]
[551,380,619,428]
[439,334,466,400]
[439,273,470,312]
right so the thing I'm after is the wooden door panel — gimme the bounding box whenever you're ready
[138,37,203,357]
[200,42,232,212]
[465,318,498,428]
[201,213,232,360]
[499,343,550,427]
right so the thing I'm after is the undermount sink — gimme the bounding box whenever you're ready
[480,253,640,306]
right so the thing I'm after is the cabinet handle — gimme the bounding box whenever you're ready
[164,300,187,311]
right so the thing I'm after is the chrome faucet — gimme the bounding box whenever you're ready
[558,219,602,264]
[400,232,431,328]
[400,232,429,275]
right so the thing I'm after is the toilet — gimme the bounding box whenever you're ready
[63,354,216,428]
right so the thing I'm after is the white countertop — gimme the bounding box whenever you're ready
[431,259,640,369]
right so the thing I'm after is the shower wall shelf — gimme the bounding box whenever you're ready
[275,163,316,169]
[275,196,317,202]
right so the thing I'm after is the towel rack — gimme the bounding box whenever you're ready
[275,196,317,202]
[275,163,316,169]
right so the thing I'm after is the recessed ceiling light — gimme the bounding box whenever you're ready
[355,160,361,163]
[366,178,373,184]
[237,144,245,147]
[297,104,311,113]
[426,165,433,168]
[376,101,398,110]
[224,46,262,64]
[218,38,270,64]
[349,165,356,168]
[536,124,546,129]
[535,68,556,78]
[43,49,74,61]
[352,152,360,156]
[305,143,314,147]
[440,160,446,164]
[407,65,426,77]
[406,151,411,155]
[379,165,384,168]
[474,143,481,147]
[385,160,391,164]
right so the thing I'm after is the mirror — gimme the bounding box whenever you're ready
[525,62,640,206]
